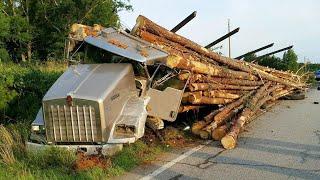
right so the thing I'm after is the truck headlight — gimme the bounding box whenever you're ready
[31,125,45,133]
[32,125,40,131]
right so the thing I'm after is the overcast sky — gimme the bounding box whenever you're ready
[119,0,319,63]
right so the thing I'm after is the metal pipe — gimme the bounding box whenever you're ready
[205,27,240,49]
[171,11,197,33]
[235,43,274,60]
[257,45,293,59]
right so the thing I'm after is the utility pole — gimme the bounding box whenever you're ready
[228,19,231,58]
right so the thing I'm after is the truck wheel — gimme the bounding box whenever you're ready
[282,92,305,100]
[146,116,164,130]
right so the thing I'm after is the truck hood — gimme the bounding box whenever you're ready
[43,63,134,102]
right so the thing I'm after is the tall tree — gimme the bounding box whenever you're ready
[0,0,132,62]
[282,49,298,72]
[243,53,257,62]
[0,4,10,62]
[257,56,286,70]
[0,1,32,62]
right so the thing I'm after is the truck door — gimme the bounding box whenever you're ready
[146,66,189,121]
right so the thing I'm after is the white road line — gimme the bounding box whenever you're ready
[140,140,211,180]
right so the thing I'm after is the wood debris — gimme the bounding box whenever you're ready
[131,15,307,150]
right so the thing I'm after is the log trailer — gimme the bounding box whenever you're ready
[27,25,189,155]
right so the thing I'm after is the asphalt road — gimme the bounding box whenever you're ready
[117,88,320,180]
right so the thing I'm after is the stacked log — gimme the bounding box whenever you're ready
[131,15,307,149]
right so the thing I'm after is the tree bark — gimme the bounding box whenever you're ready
[167,55,257,80]
[189,74,264,86]
[189,83,259,91]
[209,91,255,131]
[191,121,208,135]
[203,110,221,123]
[137,30,219,65]
[188,92,234,105]
[202,91,240,99]
[221,108,253,149]
[247,81,272,108]
[178,105,202,113]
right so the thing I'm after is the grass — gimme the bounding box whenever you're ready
[109,141,167,176]
[0,125,16,165]
[0,125,168,179]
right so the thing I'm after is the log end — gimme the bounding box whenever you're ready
[221,135,236,149]
[166,55,181,69]
[211,127,227,141]
[131,15,145,35]
[199,130,210,140]
[191,121,207,135]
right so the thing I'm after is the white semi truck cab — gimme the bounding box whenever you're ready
[28,26,189,155]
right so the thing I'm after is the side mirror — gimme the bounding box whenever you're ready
[135,77,148,97]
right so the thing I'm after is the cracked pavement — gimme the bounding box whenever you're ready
[115,89,320,180]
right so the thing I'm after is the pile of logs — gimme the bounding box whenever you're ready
[131,15,306,149]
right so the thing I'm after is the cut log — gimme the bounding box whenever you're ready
[178,71,191,81]
[202,91,240,99]
[167,55,257,80]
[189,74,264,86]
[204,97,250,133]
[181,92,190,104]
[212,124,229,141]
[188,92,234,105]
[250,63,300,80]
[137,30,219,65]
[213,91,254,126]
[184,91,239,100]
[203,109,222,123]
[221,108,253,149]
[271,89,292,100]
[247,81,272,108]
[209,89,249,95]
[178,105,202,113]
[189,83,259,91]
[191,121,208,135]
[246,95,272,124]
[70,24,103,41]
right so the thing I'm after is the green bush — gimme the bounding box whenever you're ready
[0,62,66,125]
[0,48,10,62]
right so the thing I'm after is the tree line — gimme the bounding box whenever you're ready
[0,0,132,62]
[243,49,301,72]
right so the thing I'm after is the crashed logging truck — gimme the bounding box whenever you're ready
[27,15,307,154]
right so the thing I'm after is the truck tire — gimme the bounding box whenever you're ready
[282,92,305,100]
[146,116,164,130]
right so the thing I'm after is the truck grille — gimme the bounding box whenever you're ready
[46,105,101,143]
